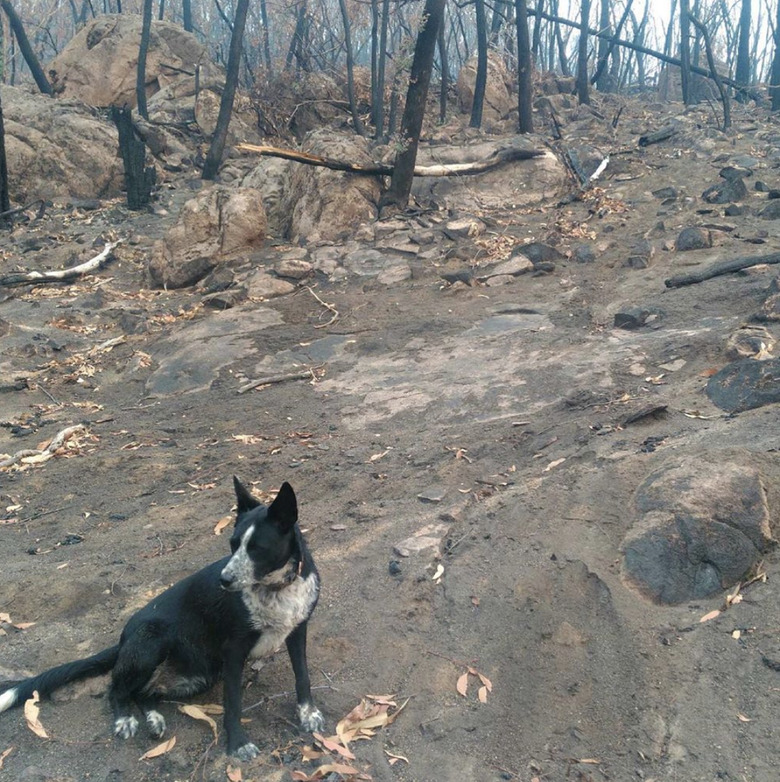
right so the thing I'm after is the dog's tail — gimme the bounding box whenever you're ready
[0,645,120,713]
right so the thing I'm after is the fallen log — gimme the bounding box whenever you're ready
[237,143,546,177]
[0,240,121,287]
[665,252,780,288]
[638,125,678,147]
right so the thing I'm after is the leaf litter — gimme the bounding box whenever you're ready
[296,694,409,781]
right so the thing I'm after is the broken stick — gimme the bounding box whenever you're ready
[665,251,780,288]
[0,240,122,287]
[237,366,324,395]
[237,143,546,177]
[0,424,88,469]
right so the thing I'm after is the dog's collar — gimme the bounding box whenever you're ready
[265,557,303,592]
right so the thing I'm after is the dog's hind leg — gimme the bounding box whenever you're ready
[108,629,168,740]
[285,622,324,732]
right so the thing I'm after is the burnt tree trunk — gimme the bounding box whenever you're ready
[735,0,751,100]
[0,88,11,218]
[515,0,533,133]
[183,0,192,31]
[438,8,449,124]
[592,0,633,88]
[576,0,591,104]
[1,0,52,95]
[772,0,780,110]
[680,0,692,104]
[382,0,445,210]
[470,0,488,128]
[338,0,366,136]
[111,106,155,210]
[136,0,153,119]
[202,0,249,179]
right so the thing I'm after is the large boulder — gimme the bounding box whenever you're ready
[47,15,215,108]
[1,86,122,202]
[241,157,294,237]
[283,130,381,244]
[46,15,258,145]
[621,452,776,604]
[456,51,515,124]
[149,186,267,288]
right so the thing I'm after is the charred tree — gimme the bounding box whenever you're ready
[382,0,445,210]
[202,0,249,179]
[183,0,192,31]
[592,0,633,89]
[576,0,591,104]
[0,89,10,219]
[470,0,488,128]
[772,0,780,110]
[338,0,366,136]
[689,14,730,129]
[136,0,153,119]
[1,0,52,95]
[680,0,692,104]
[735,0,751,100]
[111,106,155,210]
[515,0,533,133]
[438,8,450,124]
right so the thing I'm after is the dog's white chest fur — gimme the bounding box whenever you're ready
[241,573,319,658]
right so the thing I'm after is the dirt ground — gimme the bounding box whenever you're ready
[2,96,780,782]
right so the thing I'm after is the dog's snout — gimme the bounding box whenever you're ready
[220,570,236,589]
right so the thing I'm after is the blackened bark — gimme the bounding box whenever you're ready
[338,0,366,136]
[136,0,153,119]
[772,1,780,110]
[576,0,591,104]
[1,0,52,95]
[111,106,156,210]
[680,0,691,104]
[259,0,272,72]
[202,0,249,179]
[438,8,449,124]
[515,0,533,133]
[382,0,445,210]
[689,14,730,129]
[183,0,192,31]
[470,0,488,128]
[735,0,751,99]
[0,88,11,218]
[591,0,633,88]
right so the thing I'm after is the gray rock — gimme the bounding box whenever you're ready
[417,486,448,503]
[613,306,664,330]
[572,243,596,263]
[444,217,486,238]
[476,253,534,281]
[719,165,752,180]
[377,264,412,285]
[624,239,654,269]
[702,177,748,204]
[651,186,678,200]
[622,454,776,604]
[759,200,780,220]
[706,356,780,412]
[674,227,712,251]
[274,258,313,280]
[724,203,747,216]
[754,180,770,192]
[393,522,451,557]
[519,242,564,265]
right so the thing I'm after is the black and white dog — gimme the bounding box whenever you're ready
[0,478,324,760]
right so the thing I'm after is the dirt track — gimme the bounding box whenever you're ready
[2,99,780,782]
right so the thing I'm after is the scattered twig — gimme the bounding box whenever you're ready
[307,286,340,329]
[0,199,46,221]
[0,424,88,469]
[0,241,122,288]
[237,365,324,394]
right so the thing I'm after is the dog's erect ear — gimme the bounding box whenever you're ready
[233,476,260,514]
[268,482,298,532]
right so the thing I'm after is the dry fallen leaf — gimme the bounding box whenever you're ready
[384,749,409,765]
[432,564,444,582]
[732,629,741,640]
[478,686,488,703]
[314,731,356,760]
[456,672,469,697]
[139,736,176,760]
[475,671,493,692]
[226,766,243,782]
[179,704,218,739]
[543,457,566,472]
[0,747,13,770]
[700,609,721,623]
[737,713,752,722]
[23,692,48,739]
[213,515,232,535]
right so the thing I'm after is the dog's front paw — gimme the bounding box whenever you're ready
[114,715,139,739]
[297,702,325,733]
[231,742,261,762]
[145,710,166,738]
